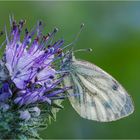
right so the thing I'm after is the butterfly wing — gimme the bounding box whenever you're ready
[64,59,134,122]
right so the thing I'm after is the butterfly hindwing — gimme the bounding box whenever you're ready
[64,59,134,122]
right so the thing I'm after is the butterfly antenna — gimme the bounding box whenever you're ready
[74,48,93,53]
[37,20,46,37]
[62,23,85,51]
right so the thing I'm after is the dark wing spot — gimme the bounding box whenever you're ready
[112,80,119,91]
[104,102,110,108]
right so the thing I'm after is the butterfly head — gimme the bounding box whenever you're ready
[62,48,92,71]
[61,50,75,70]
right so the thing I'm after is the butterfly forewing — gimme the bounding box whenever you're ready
[64,59,134,122]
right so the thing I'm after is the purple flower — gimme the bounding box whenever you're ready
[0,18,71,106]
[0,17,76,139]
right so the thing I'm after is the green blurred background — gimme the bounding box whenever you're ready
[0,1,140,139]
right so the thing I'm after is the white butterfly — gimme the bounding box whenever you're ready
[62,50,134,122]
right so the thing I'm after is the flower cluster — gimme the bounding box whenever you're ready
[0,18,70,139]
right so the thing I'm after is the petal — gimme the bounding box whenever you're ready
[24,91,39,105]
[44,55,54,65]
[37,67,56,80]
[14,97,22,104]
[5,63,13,76]
[13,78,25,89]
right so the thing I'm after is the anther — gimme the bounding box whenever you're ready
[48,45,51,48]
[25,28,29,35]
[54,27,58,33]
[37,67,41,73]
[12,21,17,31]
[35,36,39,42]
[80,23,84,29]
[44,49,48,54]
[12,20,16,25]
[26,36,31,44]
[43,35,49,41]
[48,33,51,36]
[39,21,42,26]
[88,48,92,52]
[26,81,32,88]
[57,48,62,54]
[19,19,26,26]
[0,31,4,37]
[35,77,38,82]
